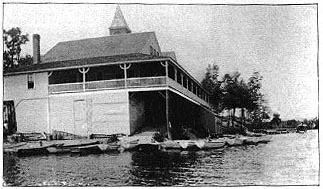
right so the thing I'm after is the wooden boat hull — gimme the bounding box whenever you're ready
[71,145,102,155]
[136,144,161,152]
[17,147,48,156]
[200,142,226,150]
[97,144,120,153]
[47,147,72,154]
[226,138,244,146]
[244,138,258,145]
[120,143,139,151]
[177,141,200,151]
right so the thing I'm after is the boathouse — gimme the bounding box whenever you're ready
[3,6,222,139]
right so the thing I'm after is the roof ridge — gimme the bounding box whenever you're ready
[56,31,155,44]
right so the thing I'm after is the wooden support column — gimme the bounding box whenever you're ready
[79,67,89,92]
[47,71,53,134]
[161,61,171,140]
[180,73,184,86]
[174,67,177,82]
[191,81,194,92]
[185,77,188,89]
[120,64,131,88]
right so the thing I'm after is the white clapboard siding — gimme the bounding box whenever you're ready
[4,72,49,133]
[16,98,48,133]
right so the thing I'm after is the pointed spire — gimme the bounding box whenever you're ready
[109,5,131,35]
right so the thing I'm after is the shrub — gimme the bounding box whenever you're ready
[153,132,165,142]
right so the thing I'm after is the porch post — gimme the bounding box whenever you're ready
[120,63,131,88]
[174,67,177,82]
[79,67,89,92]
[161,61,171,140]
[180,73,183,86]
[191,81,194,92]
[165,61,171,140]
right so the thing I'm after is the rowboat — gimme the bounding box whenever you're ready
[47,147,71,154]
[177,141,200,151]
[136,143,161,152]
[97,144,120,153]
[226,138,244,146]
[199,141,226,150]
[161,141,182,150]
[71,144,102,155]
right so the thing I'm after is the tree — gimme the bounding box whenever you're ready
[3,27,30,70]
[221,71,242,128]
[201,66,268,132]
[270,113,281,127]
[201,64,223,112]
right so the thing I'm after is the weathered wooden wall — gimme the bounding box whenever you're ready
[129,96,145,134]
[49,90,130,136]
[198,107,222,136]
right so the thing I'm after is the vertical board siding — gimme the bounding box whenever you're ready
[50,90,130,136]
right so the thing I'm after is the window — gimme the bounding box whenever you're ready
[27,74,35,89]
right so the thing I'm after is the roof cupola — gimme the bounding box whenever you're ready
[109,5,131,35]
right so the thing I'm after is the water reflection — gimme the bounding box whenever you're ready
[3,130,319,186]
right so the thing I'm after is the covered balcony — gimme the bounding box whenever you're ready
[48,60,209,107]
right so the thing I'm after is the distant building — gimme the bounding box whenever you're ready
[3,6,222,138]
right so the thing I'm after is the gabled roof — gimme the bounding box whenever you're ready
[42,32,155,63]
[5,53,168,75]
[109,5,131,31]
[162,51,177,61]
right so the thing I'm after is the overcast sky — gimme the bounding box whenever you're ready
[3,3,318,120]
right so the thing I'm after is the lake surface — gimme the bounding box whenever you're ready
[3,130,319,186]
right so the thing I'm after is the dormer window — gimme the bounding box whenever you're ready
[27,74,35,89]
[150,46,160,56]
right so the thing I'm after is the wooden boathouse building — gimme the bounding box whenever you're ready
[3,6,222,139]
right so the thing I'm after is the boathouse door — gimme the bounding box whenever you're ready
[73,99,88,136]
[3,101,17,135]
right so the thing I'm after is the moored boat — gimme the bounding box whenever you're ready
[97,144,120,153]
[199,141,226,150]
[244,137,259,145]
[161,141,182,150]
[226,137,244,146]
[71,144,102,155]
[296,124,307,133]
[136,143,161,152]
[177,140,200,151]
[47,146,71,154]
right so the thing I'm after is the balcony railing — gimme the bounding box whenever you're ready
[48,76,208,107]
[86,79,125,90]
[48,76,167,94]
[127,77,166,88]
[168,78,210,108]
[48,82,83,94]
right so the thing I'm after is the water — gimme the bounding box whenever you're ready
[3,130,319,186]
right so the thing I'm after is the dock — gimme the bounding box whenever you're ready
[3,134,272,157]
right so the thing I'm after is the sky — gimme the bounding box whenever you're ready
[3,3,318,120]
